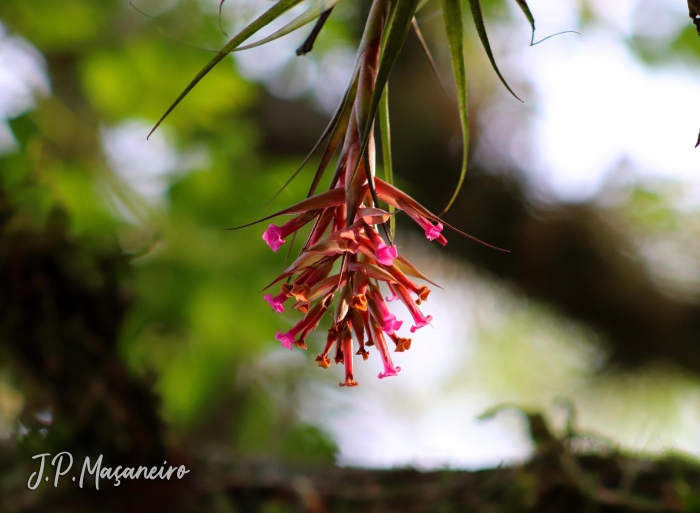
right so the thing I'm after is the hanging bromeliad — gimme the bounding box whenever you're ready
[148,0,543,385]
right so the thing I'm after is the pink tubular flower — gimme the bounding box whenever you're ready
[339,325,358,387]
[274,300,330,350]
[263,212,318,252]
[408,212,447,246]
[263,224,285,252]
[364,222,398,265]
[375,242,398,266]
[367,287,403,335]
[385,284,399,302]
[369,318,401,379]
[410,315,432,333]
[395,283,433,333]
[264,291,287,313]
[425,222,444,242]
[275,330,295,350]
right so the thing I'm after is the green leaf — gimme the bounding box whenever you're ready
[513,0,579,46]
[149,0,305,138]
[514,0,536,44]
[440,0,468,214]
[235,0,342,52]
[468,0,522,102]
[412,18,449,95]
[379,83,395,235]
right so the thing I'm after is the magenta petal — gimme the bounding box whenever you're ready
[425,222,443,241]
[410,315,433,333]
[381,314,400,335]
[378,366,401,379]
[275,330,294,350]
[264,294,285,313]
[376,243,398,266]
[263,224,285,252]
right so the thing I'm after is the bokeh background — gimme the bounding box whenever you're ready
[2,0,700,510]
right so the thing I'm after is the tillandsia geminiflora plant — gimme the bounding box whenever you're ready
[148,0,550,386]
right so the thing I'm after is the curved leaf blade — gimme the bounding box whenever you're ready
[148,0,305,138]
[467,0,522,102]
[514,0,579,46]
[440,0,468,214]
[514,0,536,44]
[378,83,395,235]
[235,0,342,52]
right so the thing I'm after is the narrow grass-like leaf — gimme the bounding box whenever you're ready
[514,0,579,46]
[379,84,396,235]
[411,18,449,96]
[235,0,342,51]
[467,0,522,102]
[296,7,334,55]
[440,0,468,214]
[514,0,535,42]
[149,0,305,138]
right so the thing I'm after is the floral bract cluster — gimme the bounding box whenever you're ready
[261,175,447,386]
[247,0,504,387]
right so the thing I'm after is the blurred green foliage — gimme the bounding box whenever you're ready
[0,0,338,466]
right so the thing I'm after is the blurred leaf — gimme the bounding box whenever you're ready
[280,424,335,463]
[81,39,255,129]
[51,166,117,234]
[0,0,119,51]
